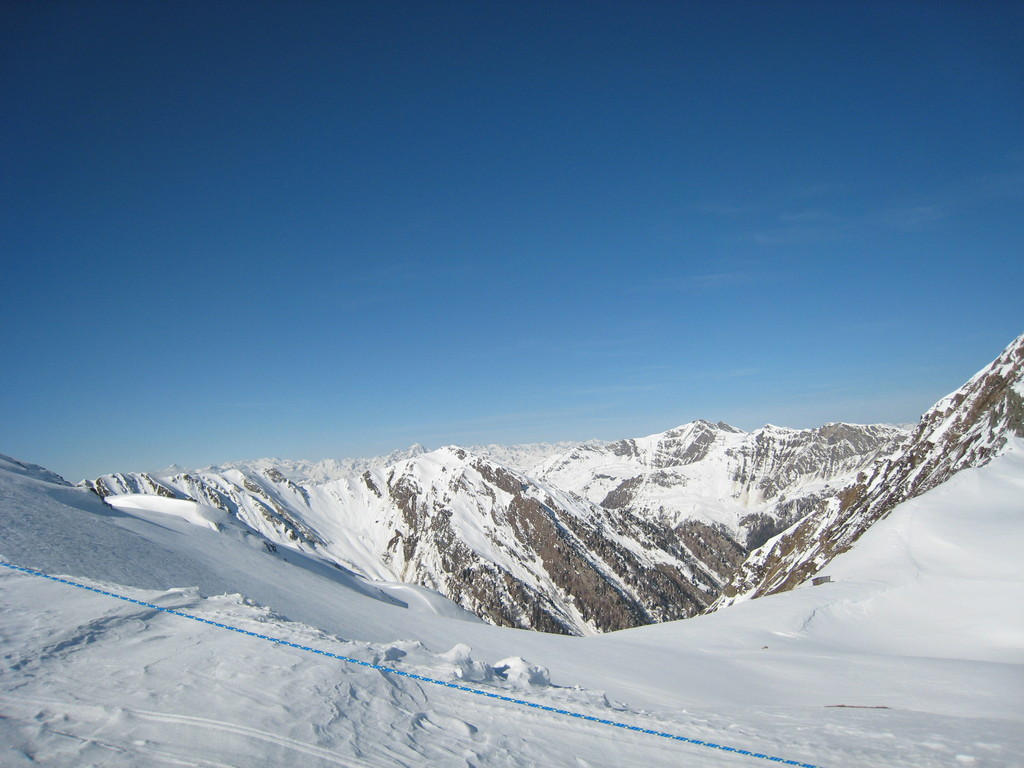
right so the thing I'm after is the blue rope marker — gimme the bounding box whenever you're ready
[1,560,824,767]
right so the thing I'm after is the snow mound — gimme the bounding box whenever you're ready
[492,656,551,688]
[438,642,497,682]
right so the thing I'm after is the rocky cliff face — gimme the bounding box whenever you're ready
[715,333,1024,610]
[374,450,726,634]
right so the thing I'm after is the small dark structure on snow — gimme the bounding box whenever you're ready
[812,575,832,587]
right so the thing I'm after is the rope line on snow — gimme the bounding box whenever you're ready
[1,560,824,768]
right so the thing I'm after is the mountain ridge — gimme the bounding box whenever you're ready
[84,419,905,635]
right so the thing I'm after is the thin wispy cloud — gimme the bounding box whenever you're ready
[695,182,847,218]
[873,165,1024,231]
[778,209,846,224]
[743,166,1022,241]
[632,270,759,293]
[693,202,761,217]
[695,192,855,246]
[746,223,851,246]
[572,382,665,396]
[875,204,954,231]
[743,206,853,245]
[956,164,1024,202]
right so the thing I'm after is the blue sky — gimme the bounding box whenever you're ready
[3,1,1022,481]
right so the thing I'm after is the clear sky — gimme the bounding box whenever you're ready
[2,1,1022,481]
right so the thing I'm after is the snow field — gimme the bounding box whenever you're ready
[1,568,812,768]
[4,549,1022,767]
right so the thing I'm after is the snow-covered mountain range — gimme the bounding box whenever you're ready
[84,421,905,635]
[74,334,1024,639]
[1,333,1022,766]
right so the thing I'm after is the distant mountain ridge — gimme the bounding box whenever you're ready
[531,419,907,550]
[165,441,606,486]
[192,444,432,484]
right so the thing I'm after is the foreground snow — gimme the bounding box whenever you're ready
[2,446,1022,766]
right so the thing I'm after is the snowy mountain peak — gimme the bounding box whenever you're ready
[758,423,797,433]
[537,420,906,532]
[714,420,745,433]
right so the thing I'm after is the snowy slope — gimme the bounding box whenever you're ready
[718,332,1024,606]
[0,453,478,635]
[2,443,1022,767]
[628,441,1024,664]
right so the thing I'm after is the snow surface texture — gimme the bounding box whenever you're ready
[2,563,829,768]
[2,441,1022,766]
